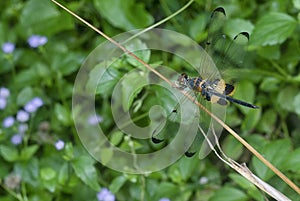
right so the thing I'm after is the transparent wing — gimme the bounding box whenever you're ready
[200,7,250,82]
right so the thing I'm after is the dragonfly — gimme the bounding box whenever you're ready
[151,7,259,157]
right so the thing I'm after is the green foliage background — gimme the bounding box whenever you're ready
[0,0,299,200]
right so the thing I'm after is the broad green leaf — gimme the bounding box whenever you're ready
[19,145,39,161]
[121,71,147,111]
[224,19,254,39]
[109,176,127,193]
[257,45,280,60]
[210,186,248,201]
[54,103,71,126]
[179,156,199,181]
[58,163,69,185]
[259,77,280,92]
[19,0,73,36]
[92,63,120,96]
[241,108,261,131]
[189,13,208,41]
[222,135,243,159]
[14,158,39,187]
[257,109,277,134]
[125,39,150,68]
[40,167,56,180]
[0,145,18,162]
[71,156,100,191]
[40,167,57,192]
[94,0,153,30]
[277,86,298,112]
[154,182,178,199]
[252,139,291,180]
[51,53,83,76]
[232,80,257,114]
[100,147,113,165]
[250,12,297,46]
[17,86,33,106]
[282,148,300,172]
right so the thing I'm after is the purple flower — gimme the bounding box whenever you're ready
[3,116,15,128]
[24,97,43,113]
[55,140,65,150]
[0,97,7,109]
[28,35,48,48]
[2,42,15,54]
[0,87,10,98]
[199,177,208,184]
[97,188,115,201]
[16,110,29,122]
[18,124,28,133]
[88,114,103,125]
[11,134,23,145]
[159,198,171,201]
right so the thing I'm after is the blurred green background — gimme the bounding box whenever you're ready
[0,0,299,200]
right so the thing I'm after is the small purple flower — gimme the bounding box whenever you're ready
[97,188,115,201]
[159,198,171,201]
[11,134,23,145]
[88,114,103,125]
[55,140,65,150]
[0,97,7,109]
[3,116,15,128]
[24,97,43,113]
[2,42,15,54]
[18,124,28,134]
[16,110,29,122]
[199,177,208,184]
[28,35,47,48]
[0,87,10,98]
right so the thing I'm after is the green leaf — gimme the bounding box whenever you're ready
[250,12,297,46]
[51,53,83,76]
[17,86,34,106]
[241,108,261,131]
[232,80,257,114]
[58,163,69,185]
[189,13,207,41]
[71,156,100,191]
[121,71,147,111]
[19,0,74,36]
[40,167,56,180]
[210,186,248,201]
[259,77,280,92]
[19,145,39,161]
[257,109,277,134]
[222,135,243,160]
[277,86,298,112]
[54,103,71,126]
[179,156,199,181]
[94,0,154,30]
[125,39,150,68]
[154,182,178,199]
[0,145,19,162]
[282,148,300,172]
[256,45,281,60]
[224,19,254,39]
[92,63,120,96]
[252,139,291,180]
[40,167,57,192]
[109,176,127,193]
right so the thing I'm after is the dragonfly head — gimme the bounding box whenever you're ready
[176,73,189,89]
